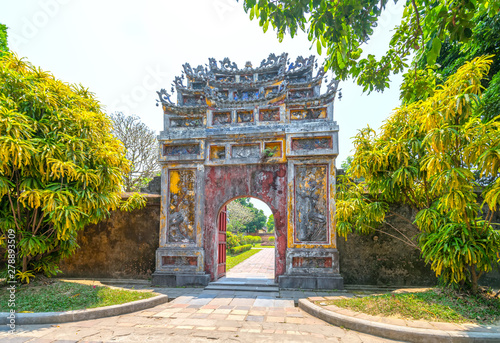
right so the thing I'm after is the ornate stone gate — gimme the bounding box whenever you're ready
[152,53,343,289]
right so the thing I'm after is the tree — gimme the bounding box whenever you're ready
[0,23,7,56]
[246,208,267,233]
[402,13,500,120]
[110,112,160,192]
[0,53,145,282]
[266,214,275,233]
[227,200,254,232]
[336,56,500,293]
[227,198,268,233]
[241,0,500,93]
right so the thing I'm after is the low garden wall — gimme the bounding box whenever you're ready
[59,194,160,279]
[59,194,500,287]
[338,203,437,286]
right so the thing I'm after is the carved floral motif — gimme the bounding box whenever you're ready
[237,110,254,123]
[290,108,326,120]
[291,137,332,151]
[170,118,203,128]
[183,96,205,106]
[232,144,260,159]
[259,108,280,121]
[162,256,197,266]
[163,144,200,156]
[289,89,313,99]
[213,112,231,125]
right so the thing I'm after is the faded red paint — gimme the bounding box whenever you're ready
[292,257,333,268]
[204,164,287,282]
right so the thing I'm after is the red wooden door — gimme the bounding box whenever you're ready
[217,206,227,279]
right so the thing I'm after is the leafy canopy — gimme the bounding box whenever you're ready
[241,0,500,93]
[0,23,7,56]
[266,214,275,232]
[337,56,500,292]
[0,53,145,280]
[402,13,500,120]
[227,198,268,233]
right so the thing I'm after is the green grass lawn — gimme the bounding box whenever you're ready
[318,288,500,325]
[0,279,156,312]
[226,248,263,270]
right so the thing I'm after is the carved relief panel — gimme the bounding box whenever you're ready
[163,144,200,156]
[210,145,226,160]
[237,110,254,123]
[291,137,332,151]
[232,144,260,159]
[259,108,280,122]
[168,169,196,243]
[290,107,327,120]
[213,111,232,125]
[170,117,203,128]
[294,165,328,243]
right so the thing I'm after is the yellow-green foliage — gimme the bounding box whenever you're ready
[0,53,145,280]
[337,56,500,292]
[230,244,252,255]
[0,24,7,56]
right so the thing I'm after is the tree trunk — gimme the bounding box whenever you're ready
[471,264,478,294]
[22,255,28,273]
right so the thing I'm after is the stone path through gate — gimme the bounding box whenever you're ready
[227,248,275,279]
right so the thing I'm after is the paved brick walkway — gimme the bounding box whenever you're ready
[2,288,402,342]
[0,251,405,342]
[226,248,275,279]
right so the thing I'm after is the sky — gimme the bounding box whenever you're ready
[0,0,406,218]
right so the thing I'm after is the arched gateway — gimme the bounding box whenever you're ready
[152,53,343,289]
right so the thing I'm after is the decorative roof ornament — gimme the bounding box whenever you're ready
[156,88,174,105]
[219,57,238,72]
[183,63,208,80]
[158,53,341,111]
[288,55,315,73]
[173,75,185,89]
[208,57,218,71]
[326,78,340,94]
[259,52,287,69]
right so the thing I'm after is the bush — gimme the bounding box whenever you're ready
[243,235,262,245]
[230,244,252,255]
[268,236,275,243]
[226,231,241,250]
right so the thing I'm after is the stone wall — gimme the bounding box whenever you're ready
[60,195,161,279]
[335,170,500,287]
[59,193,500,287]
[337,203,437,286]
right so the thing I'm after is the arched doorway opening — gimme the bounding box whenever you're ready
[216,197,276,282]
[203,164,288,283]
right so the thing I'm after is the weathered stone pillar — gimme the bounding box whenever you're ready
[278,155,343,289]
[151,145,211,287]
